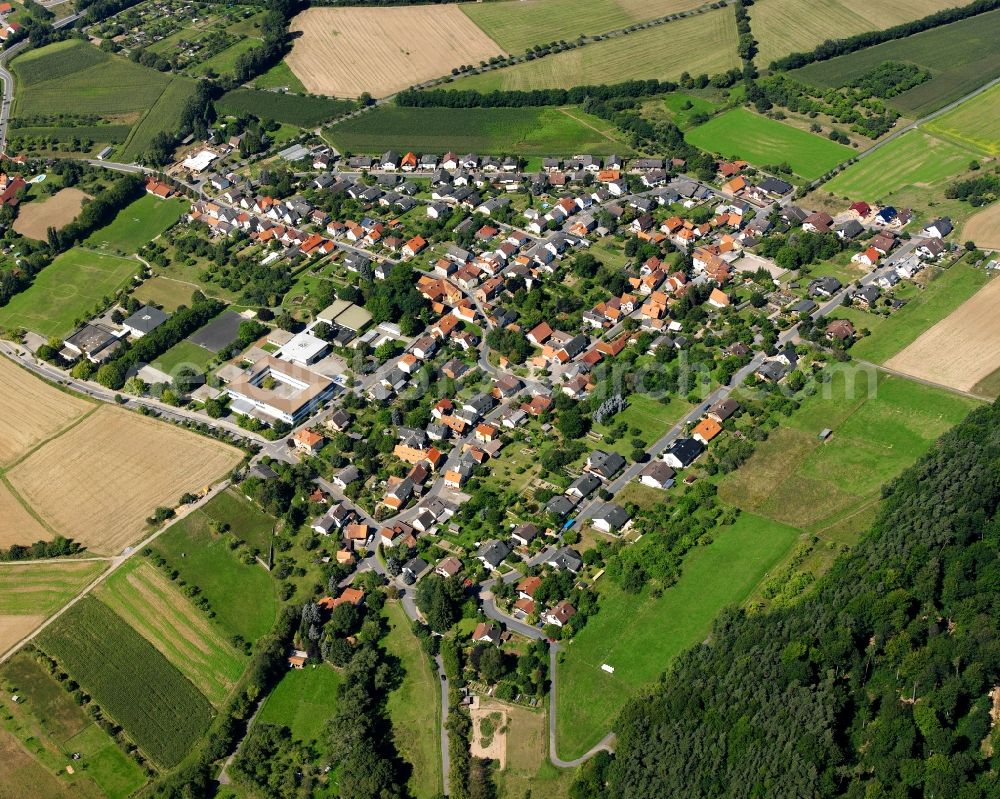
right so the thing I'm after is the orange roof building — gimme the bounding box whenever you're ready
[691,417,723,444]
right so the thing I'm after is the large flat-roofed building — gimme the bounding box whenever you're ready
[225,356,335,425]
[276,331,329,366]
[61,323,123,363]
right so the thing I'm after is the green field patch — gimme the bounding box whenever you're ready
[685,108,852,179]
[217,88,355,128]
[329,105,630,156]
[84,194,187,255]
[447,8,738,93]
[842,261,989,363]
[788,9,1000,116]
[257,663,341,743]
[556,511,801,759]
[153,339,216,376]
[0,561,107,617]
[8,125,131,143]
[0,250,139,338]
[151,491,278,643]
[719,370,979,530]
[37,596,213,768]
[383,601,442,799]
[119,77,197,163]
[924,81,1000,156]
[0,653,147,799]
[132,274,218,311]
[202,488,276,552]
[192,37,260,77]
[96,560,246,707]
[253,60,307,93]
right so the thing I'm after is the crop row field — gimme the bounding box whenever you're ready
[119,77,197,163]
[685,108,853,180]
[556,511,801,759]
[751,0,966,67]
[96,560,246,708]
[37,596,213,768]
[924,81,1000,156]
[788,9,1000,117]
[216,88,355,128]
[446,7,739,93]
[328,105,631,156]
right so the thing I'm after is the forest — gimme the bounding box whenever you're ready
[574,400,1000,798]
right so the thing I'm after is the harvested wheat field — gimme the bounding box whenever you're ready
[12,188,90,240]
[0,481,49,549]
[286,5,505,97]
[6,406,242,555]
[962,202,1000,250]
[0,615,45,657]
[0,357,93,468]
[885,276,1000,394]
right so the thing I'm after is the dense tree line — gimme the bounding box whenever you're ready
[946,171,1000,206]
[770,0,1000,70]
[231,0,297,86]
[0,535,83,561]
[46,174,144,252]
[576,400,1000,798]
[396,79,681,109]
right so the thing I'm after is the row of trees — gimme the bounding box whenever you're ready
[395,78,682,109]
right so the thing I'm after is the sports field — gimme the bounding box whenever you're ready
[119,77,197,163]
[12,188,90,240]
[461,0,710,54]
[0,249,139,338]
[152,491,278,643]
[97,560,245,707]
[0,357,92,468]
[328,105,630,156]
[286,5,504,97]
[6,406,242,556]
[718,370,979,532]
[37,596,214,768]
[822,127,975,199]
[384,601,442,799]
[884,276,1000,394]
[752,0,964,66]
[447,7,739,93]
[257,663,341,743]
[555,511,800,759]
[924,82,1000,156]
[685,108,852,180]
[788,9,1000,117]
[84,194,187,255]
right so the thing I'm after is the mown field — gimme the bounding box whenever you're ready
[383,601,442,799]
[153,338,216,376]
[119,77,197,163]
[11,40,171,122]
[84,194,187,255]
[198,488,276,552]
[0,652,147,799]
[37,596,213,767]
[0,249,139,337]
[217,88,355,128]
[96,560,246,707]
[253,60,306,93]
[257,663,341,743]
[924,81,1000,156]
[556,511,800,759]
[328,105,630,156]
[6,407,242,556]
[718,370,980,533]
[461,0,710,53]
[685,108,852,179]
[751,0,965,67]
[151,491,278,643]
[446,7,738,92]
[788,9,1000,117]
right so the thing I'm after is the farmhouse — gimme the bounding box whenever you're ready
[226,356,336,425]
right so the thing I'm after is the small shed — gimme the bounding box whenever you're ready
[819,428,833,440]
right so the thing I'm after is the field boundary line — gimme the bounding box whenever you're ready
[0,474,58,536]
[858,360,990,401]
[3,405,100,473]
[555,107,624,144]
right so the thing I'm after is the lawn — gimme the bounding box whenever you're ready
[192,38,260,77]
[151,492,278,643]
[718,370,980,532]
[591,393,693,459]
[253,59,307,93]
[201,488,277,552]
[460,0,709,53]
[383,601,442,799]
[0,249,139,338]
[132,275,207,311]
[153,339,216,376]
[0,653,147,799]
[119,76,197,163]
[328,106,631,156]
[788,9,1000,117]
[843,261,990,364]
[924,81,1000,156]
[257,663,342,743]
[685,108,852,179]
[96,560,246,708]
[555,511,801,759]
[84,194,187,255]
[447,7,739,92]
